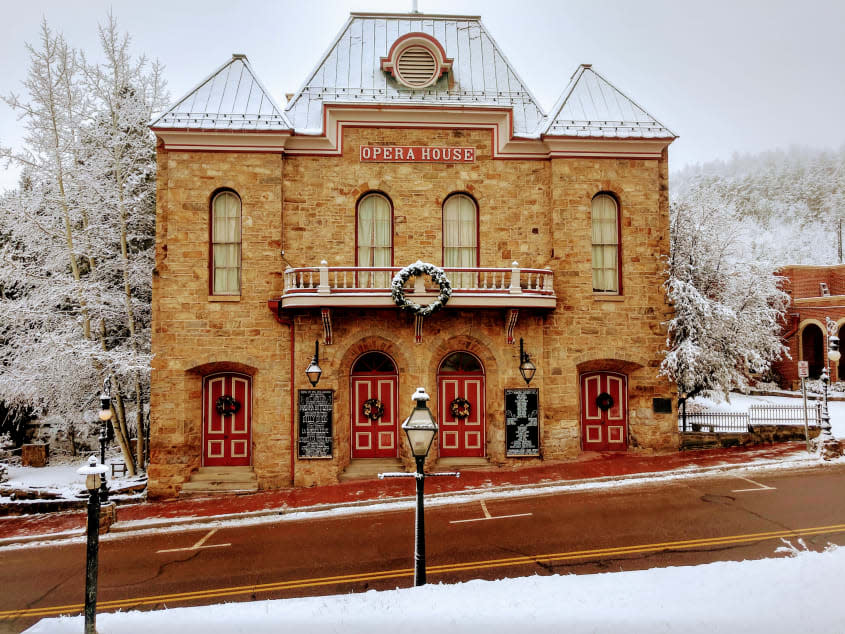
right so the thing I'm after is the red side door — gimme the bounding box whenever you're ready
[580,372,627,451]
[351,375,398,458]
[203,373,251,466]
[438,374,485,458]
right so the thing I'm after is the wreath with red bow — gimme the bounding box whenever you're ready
[215,395,241,416]
[450,397,472,419]
[362,398,384,420]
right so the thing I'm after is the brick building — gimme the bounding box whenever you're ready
[147,11,678,497]
[772,264,845,388]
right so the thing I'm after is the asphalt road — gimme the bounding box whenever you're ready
[3,463,845,632]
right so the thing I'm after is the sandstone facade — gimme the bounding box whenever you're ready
[149,126,677,497]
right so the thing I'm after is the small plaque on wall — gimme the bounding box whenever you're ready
[298,389,333,459]
[505,388,540,457]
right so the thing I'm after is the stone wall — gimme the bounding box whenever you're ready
[149,127,677,498]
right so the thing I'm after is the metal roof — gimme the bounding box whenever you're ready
[284,13,546,136]
[151,54,291,131]
[542,64,676,139]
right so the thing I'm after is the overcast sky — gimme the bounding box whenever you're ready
[2,0,844,192]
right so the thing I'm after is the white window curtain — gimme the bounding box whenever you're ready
[212,192,241,295]
[357,194,392,288]
[591,194,619,293]
[443,194,478,288]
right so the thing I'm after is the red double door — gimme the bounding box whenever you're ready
[580,371,628,451]
[203,373,251,466]
[438,373,486,457]
[351,374,399,458]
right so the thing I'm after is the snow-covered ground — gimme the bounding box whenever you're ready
[26,545,845,633]
[2,452,141,501]
[692,392,845,439]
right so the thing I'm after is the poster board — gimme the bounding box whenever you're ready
[298,389,333,459]
[505,388,540,457]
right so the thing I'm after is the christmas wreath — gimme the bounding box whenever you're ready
[595,392,614,412]
[391,260,452,317]
[450,397,472,419]
[215,395,241,416]
[362,398,384,420]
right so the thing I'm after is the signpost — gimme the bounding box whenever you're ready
[798,361,810,452]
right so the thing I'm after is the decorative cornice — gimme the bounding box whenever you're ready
[153,104,673,159]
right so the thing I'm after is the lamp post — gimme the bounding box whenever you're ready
[78,455,107,634]
[305,340,322,387]
[379,387,459,587]
[519,338,536,385]
[815,334,843,458]
[98,378,112,501]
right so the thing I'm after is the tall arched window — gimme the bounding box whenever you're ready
[211,190,242,295]
[357,193,393,288]
[591,193,620,294]
[443,193,478,288]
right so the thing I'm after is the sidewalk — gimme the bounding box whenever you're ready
[0,442,824,546]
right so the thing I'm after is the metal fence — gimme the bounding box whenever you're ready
[679,403,823,433]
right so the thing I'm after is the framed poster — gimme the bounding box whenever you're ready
[298,389,333,459]
[505,388,540,457]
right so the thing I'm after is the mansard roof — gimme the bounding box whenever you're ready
[284,12,546,136]
[542,64,676,139]
[150,54,291,131]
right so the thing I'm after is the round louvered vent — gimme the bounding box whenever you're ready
[396,46,437,87]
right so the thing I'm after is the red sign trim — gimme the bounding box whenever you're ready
[360,145,475,163]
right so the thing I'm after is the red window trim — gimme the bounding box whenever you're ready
[355,191,395,270]
[209,188,243,296]
[441,192,480,268]
[591,191,623,296]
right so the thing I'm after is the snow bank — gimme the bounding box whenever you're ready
[26,546,845,633]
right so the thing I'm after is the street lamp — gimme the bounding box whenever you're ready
[78,455,107,634]
[519,338,536,385]
[305,340,322,387]
[379,388,459,586]
[402,388,438,586]
[816,334,842,457]
[98,378,112,501]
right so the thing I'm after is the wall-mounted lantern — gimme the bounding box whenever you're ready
[305,340,322,387]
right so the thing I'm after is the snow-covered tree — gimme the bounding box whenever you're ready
[0,16,166,474]
[660,186,790,398]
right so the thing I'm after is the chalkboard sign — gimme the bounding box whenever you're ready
[298,390,333,459]
[505,388,540,457]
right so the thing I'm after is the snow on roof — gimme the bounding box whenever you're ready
[285,12,546,136]
[151,54,292,131]
[541,64,676,139]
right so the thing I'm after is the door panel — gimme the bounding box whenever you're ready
[580,372,627,452]
[203,373,251,466]
[438,374,486,458]
[351,375,398,458]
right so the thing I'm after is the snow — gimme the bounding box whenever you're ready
[2,453,138,502]
[25,545,845,633]
[693,392,845,439]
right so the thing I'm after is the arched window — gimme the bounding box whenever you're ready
[443,194,478,288]
[211,190,242,295]
[357,193,393,288]
[591,193,620,294]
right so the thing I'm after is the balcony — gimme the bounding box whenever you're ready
[274,263,556,311]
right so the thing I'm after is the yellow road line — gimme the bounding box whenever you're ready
[3,522,845,621]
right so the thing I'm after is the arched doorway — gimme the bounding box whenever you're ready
[350,352,399,458]
[437,351,486,457]
[203,372,251,466]
[580,371,627,452]
[801,323,824,379]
